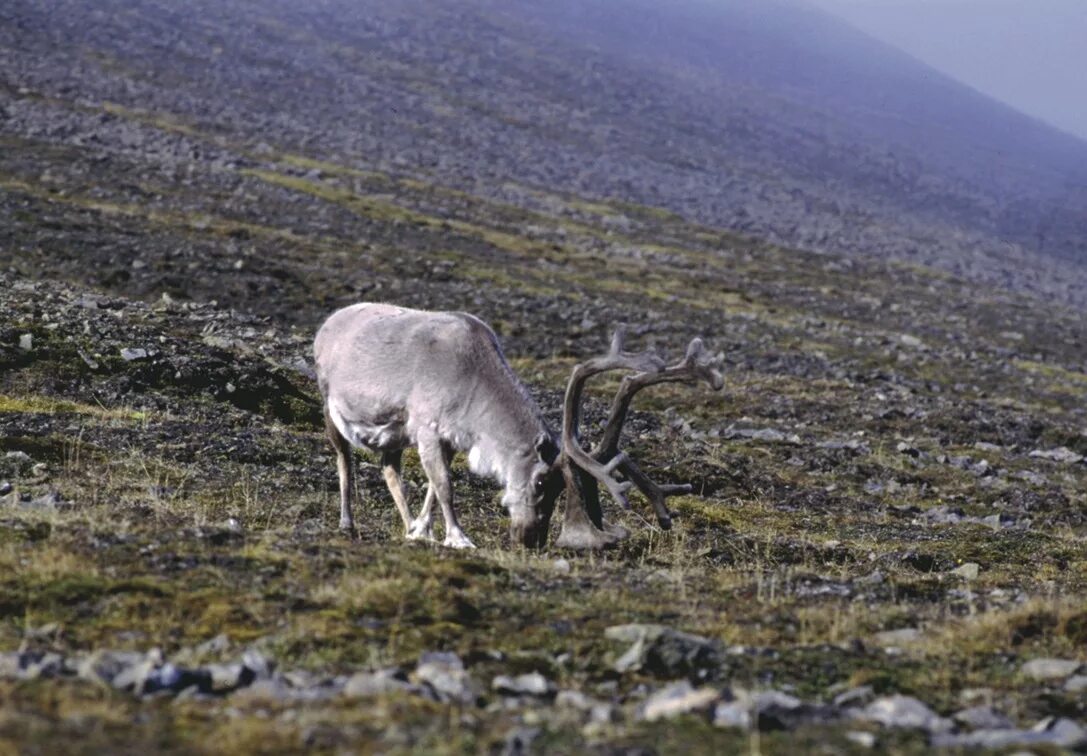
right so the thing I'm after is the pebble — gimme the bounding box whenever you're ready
[845,731,877,748]
[1028,447,1084,464]
[951,562,980,580]
[412,651,479,705]
[1020,658,1082,681]
[343,668,413,698]
[120,347,150,361]
[639,680,720,722]
[1064,675,1087,693]
[605,623,718,675]
[855,695,953,734]
[954,705,1013,730]
[492,672,556,699]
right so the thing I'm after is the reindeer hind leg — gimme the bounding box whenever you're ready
[324,404,356,535]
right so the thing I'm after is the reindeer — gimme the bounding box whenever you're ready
[314,303,722,550]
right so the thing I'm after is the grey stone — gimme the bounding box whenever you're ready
[639,680,720,722]
[206,662,248,693]
[833,685,874,708]
[1031,716,1086,747]
[723,426,801,445]
[241,649,273,680]
[845,731,877,748]
[18,334,33,351]
[0,481,11,496]
[111,657,159,693]
[501,727,540,756]
[555,689,594,710]
[78,650,148,686]
[25,492,61,511]
[412,651,479,705]
[195,633,231,656]
[856,695,952,733]
[932,718,1087,750]
[1020,658,1082,681]
[551,558,571,575]
[605,623,718,675]
[714,701,752,730]
[343,668,413,698]
[492,672,556,699]
[1064,675,1087,692]
[1028,447,1084,464]
[951,562,980,580]
[953,705,1013,730]
[120,347,150,361]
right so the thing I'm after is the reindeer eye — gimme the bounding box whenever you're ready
[533,478,545,493]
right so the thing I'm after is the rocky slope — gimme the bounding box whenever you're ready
[2,0,1086,306]
[1,0,1086,752]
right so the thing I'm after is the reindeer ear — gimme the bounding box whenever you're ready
[535,433,559,465]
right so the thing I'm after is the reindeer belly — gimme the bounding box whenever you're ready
[327,398,411,451]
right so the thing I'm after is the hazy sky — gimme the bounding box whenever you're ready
[807,0,1087,142]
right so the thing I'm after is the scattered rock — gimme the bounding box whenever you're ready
[953,705,1013,731]
[343,668,414,698]
[605,623,718,675]
[120,347,152,361]
[18,333,33,351]
[412,652,479,705]
[950,562,980,580]
[832,686,874,709]
[1020,658,1082,681]
[555,690,593,710]
[1064,675,1087,693]
[501,726,540,756]
[551,558,572,575]
[721,426,801,444]
[932,717,1087,750]
[845,731,877,748]
[206,662,251,693]
[492,672,556,699]
[78,650,149,687]
[713,700,751,730]
[855,695,952,733]
[1028,447,1084,464]
[639,681,720,722]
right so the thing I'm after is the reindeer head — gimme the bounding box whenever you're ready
[504,433,564,548]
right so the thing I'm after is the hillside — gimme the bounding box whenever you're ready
[3,0,1086,305]
[1,0,1086,752]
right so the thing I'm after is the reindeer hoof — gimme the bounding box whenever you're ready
[406,518,435,542]
[339,519,357,537]
[442,531,477,550]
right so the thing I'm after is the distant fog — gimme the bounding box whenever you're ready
[806,0,1087,142]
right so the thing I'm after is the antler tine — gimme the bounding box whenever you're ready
[594,334,724,459]
[669,337,725,391]
[618,456,694,529]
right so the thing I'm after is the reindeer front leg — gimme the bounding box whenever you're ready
[380,449,415,534]
[418,437,475,549]
[406,487,437,541]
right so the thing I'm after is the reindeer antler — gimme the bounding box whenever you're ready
[560,326,664,510]
[558,326,724,546]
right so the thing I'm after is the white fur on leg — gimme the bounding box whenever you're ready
[443,527,476,550]
[406,516,435,542]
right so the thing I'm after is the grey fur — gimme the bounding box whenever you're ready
[314,303,561,548]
